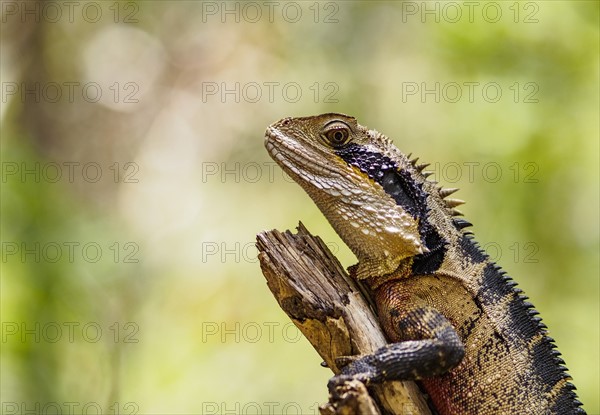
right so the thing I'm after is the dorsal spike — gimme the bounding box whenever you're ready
[452,218,472,229]
[519,296,532,304]
[422,171,434,178]
[450,209,464,216]
[445,198,466,208]
[439,187,460,198]
[416,163,430,172]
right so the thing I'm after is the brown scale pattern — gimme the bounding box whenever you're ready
[370,259,584,415]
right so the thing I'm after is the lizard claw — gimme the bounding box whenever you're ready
[329,354,382,391]
[334,355,360,368]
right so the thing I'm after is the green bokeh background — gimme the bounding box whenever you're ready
[1,1,598,413]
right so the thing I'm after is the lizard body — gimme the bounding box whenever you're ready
[264,113,584,415]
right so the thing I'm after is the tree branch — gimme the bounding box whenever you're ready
[256,222,431,415]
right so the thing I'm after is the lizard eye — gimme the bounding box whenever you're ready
[323,124,351,148]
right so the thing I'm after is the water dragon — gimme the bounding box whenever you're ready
[264,113,584,415]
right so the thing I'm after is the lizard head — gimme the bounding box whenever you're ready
[265,113,430,279]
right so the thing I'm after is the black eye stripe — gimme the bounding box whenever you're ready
[335,144,428,219]
[335,144,447,272]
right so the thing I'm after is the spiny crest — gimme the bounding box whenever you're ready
[416,162,430,172]
[453,218,473,230]
[445,198,466,208]
[409,156,431,176]
[439,187,459,198]
[480,261,583,411]
[407,153,469,218]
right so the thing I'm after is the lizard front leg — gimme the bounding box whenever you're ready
[329,302,464,389]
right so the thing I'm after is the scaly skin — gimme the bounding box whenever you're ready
[264,113,584,415]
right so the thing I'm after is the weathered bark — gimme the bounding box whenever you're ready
[256,223,431,415]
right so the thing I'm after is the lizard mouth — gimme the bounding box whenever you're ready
[265,125,330,178]
[265,124,370,202]
[264,126,299,169]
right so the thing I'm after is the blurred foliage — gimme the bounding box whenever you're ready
[1,1,598,414]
